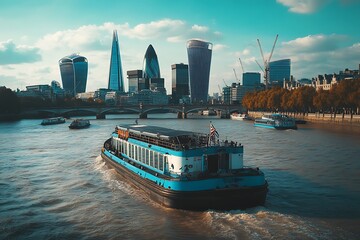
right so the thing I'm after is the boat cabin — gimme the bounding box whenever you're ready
[109,124,244,179]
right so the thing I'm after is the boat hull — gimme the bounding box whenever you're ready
[254,122,297,130]
[101,150,268,211]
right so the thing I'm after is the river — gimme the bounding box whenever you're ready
[1,114,359,239]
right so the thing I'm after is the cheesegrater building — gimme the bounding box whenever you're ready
[108,30,125,92]
[187,39,212,103]
[59,53,88,96]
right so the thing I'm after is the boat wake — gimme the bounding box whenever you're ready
[93,155,146,202]
[203,207,338,240]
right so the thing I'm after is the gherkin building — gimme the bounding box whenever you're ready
[142,44,161,79]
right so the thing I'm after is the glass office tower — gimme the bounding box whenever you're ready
[142,44,161,79]
[171,63,189,103]
[269,59,291,84]
[243,72,261,86]
[187,39,212,103]
[108,30,125,92]
[59,53,88,96]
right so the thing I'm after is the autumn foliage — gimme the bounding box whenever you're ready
[242,79,360,114]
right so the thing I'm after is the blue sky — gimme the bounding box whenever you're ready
[0,0,359,94]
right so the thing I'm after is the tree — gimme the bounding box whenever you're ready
[0,87,21,114]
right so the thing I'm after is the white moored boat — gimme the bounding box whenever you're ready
[230,113,251,121]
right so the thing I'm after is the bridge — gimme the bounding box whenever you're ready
[22,104,244,119]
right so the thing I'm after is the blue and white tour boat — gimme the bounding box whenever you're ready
[254,113,297,130]
[101,123,268,211]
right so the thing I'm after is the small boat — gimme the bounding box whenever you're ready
[230,113,251,121]
[254,113,297,130]
[101,123,268,211]
[41,117,66,125]
[68,119,90,129]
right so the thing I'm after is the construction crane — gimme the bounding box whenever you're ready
[223,79,228,87]
[218,84,222,96]
[257,34,278,89]
[233,68,240,83]
[238,57,245,73]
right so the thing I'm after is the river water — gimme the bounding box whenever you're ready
[1,114,360,239]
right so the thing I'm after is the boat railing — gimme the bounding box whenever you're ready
[128,132,210,150]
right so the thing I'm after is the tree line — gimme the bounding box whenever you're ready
[0,86,105,115]
[242,78,360,114]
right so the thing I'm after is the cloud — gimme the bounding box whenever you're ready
[273,34,360,78]
[213,44,227,51]
[37,23,117,51]
[37,19,221,52]
[0,40,41,65]
[280,34,346,53]
[276,0,331,14]
[124,19,186,40]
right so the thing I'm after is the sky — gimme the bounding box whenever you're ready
[0,0,359,95]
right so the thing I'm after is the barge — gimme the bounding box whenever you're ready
[101,124,268,211]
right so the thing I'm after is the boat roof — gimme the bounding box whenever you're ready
[116,124,200,139]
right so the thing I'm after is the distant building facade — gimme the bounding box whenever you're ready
[171,63,189,104]
[127,70,148,93]
[243,72,261,86]
[269,59,291,86]
[222,72,263,105]
[51,80,66,99]
[187,39,212,103]
[142,44,161,79]
[108,30,125,92]
[149,78,165,92]
[59,53,88,96]
[17,84,52,100]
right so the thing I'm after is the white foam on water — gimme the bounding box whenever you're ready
[204,207,336,240]
[92,155,145,202]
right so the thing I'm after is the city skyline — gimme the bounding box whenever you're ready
[0,0,359,94]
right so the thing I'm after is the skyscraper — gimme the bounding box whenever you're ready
[127,70,148,93]
[187,39,212,103]
[59,53,88,96]
[171,63,189,103]
[269,59,291,85]
[108,30,124,92]
[243,72,261,86]
[142,44,161,79]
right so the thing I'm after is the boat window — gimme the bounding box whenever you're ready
[146,149,149,165]
[154,152,159,169]
[135,146,138,161]
[130,144,134,158]
[159,154,164,171]
[150,151,154,167]
[141,148,145,163]
[163,156,168,173]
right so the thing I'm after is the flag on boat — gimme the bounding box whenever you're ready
[210,123,219,138]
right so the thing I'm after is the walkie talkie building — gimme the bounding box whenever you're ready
[59,53,88,96]
[108,30,125,92]
[187,39,212,103]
